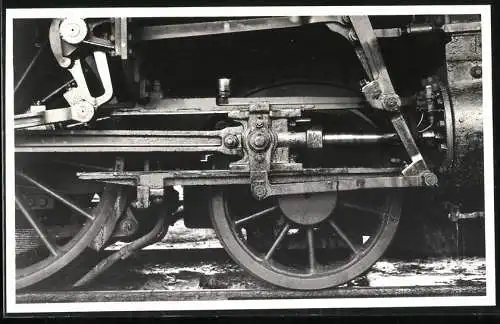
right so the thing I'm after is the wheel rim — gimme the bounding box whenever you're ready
[15,170,124,290]
[210,188,402,290]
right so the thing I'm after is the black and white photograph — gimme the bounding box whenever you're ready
[3,5,495,314]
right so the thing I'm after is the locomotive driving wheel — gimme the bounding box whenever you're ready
[210,188,402,290]
[15,162,126,290]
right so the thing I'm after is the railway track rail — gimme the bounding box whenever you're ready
[15,247,487,303]
[17,285,486,303]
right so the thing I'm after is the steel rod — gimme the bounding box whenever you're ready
[40,79,74,104]
[14,42,46,94]
[135,17,341,42]
[322,133,398,144]
[340,201,385,216]
[307,227,316,274]
[235,206,279,226]
[16,171,95,221]
[264,223,290,261]
[73,215,167,287]
[15,195,59,257]
[328,220,358,254]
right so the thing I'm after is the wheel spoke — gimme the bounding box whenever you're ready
[264,223,290,261]
[16,195,59,257]
[307,227,316,274]
[16,171,95,221]
[234,205,278,226]
[339,201,384,217]
[328,220,358,254]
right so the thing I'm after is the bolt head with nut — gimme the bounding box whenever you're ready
[223,134,239,149]
[382,95,401,111]
[422,171,439,187]
[251,184,267,200]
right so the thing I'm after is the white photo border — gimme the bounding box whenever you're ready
[4,5,495,314]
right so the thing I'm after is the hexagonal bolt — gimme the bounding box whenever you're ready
[422,171,439,187]
[223,134,239,149]
[253,134,267,148]
[251,184,267,200]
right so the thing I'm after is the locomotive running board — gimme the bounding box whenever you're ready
[78,168,424,199]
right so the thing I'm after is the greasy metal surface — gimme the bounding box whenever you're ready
[445,31,483,186]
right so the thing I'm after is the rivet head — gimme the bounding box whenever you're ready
[255,154,265,163]
[470,65,482,79]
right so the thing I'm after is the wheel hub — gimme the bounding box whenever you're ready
[278,192,338,225]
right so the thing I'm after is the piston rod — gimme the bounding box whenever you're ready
[277,131,398,148]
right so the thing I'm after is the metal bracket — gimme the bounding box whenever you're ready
[15,102,95,129]
[66,51,113,107]
[348,16,401,112]
[347,15,436,184]
[15,50,113,129]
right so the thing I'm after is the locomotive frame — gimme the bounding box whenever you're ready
[4,5,495,313]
